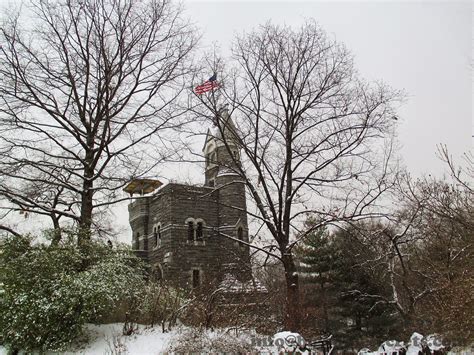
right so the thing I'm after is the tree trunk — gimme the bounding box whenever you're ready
[399,309,414,334]
[321,281,329,333]
[50,215,62,246]
[283,253,301,331]
[78,163,94,245]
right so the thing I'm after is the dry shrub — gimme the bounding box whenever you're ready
[167,327,255,353]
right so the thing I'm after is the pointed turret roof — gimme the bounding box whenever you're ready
[202,108,240,151]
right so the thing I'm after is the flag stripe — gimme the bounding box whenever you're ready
[194,74,219,95]
[194,80,219,94]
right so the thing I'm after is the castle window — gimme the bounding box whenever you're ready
[187,221,194,241]
[185,218,205,243]
[153,227,158,247]
[192,269,200,288]
[153,223,162,248]
[196,222,203,241]
[208,179,215,187]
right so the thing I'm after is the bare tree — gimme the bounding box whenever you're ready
[193,21,402,330]
[0,0,197,242]
[345,168,473,337]
[342,143,473,334]
[438,143,473,194]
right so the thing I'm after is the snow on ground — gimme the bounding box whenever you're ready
[0,324,177,355]
[1,326,472,354]
[66,324,176,355]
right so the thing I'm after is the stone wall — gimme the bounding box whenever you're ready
[128,182,252,289]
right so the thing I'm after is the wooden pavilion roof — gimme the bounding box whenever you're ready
[123,178,163,196]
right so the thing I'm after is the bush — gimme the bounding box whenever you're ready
[167,328,255,353]
[0,234,145,352]
[139,281,189,332]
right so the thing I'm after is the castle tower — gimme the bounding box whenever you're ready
[202,109,251,281]
[124,179,163,260]
[203,108,240,187]
[126,109,253,290]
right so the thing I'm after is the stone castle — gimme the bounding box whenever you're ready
[126,110,256,290]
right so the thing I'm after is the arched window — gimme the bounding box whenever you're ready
[153,227,158,247]
[196,222,203,241]
[153,223,162,248]
[186,218,205,242]
[187,221,194,241]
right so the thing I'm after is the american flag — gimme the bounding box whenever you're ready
[194,74,219,95]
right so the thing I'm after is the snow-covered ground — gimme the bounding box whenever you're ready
[0,324,177,355]
[1,325,472,354]
[69,324,176,354]
[0,325,305,354]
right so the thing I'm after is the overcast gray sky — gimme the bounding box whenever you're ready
[184,0,472,177]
